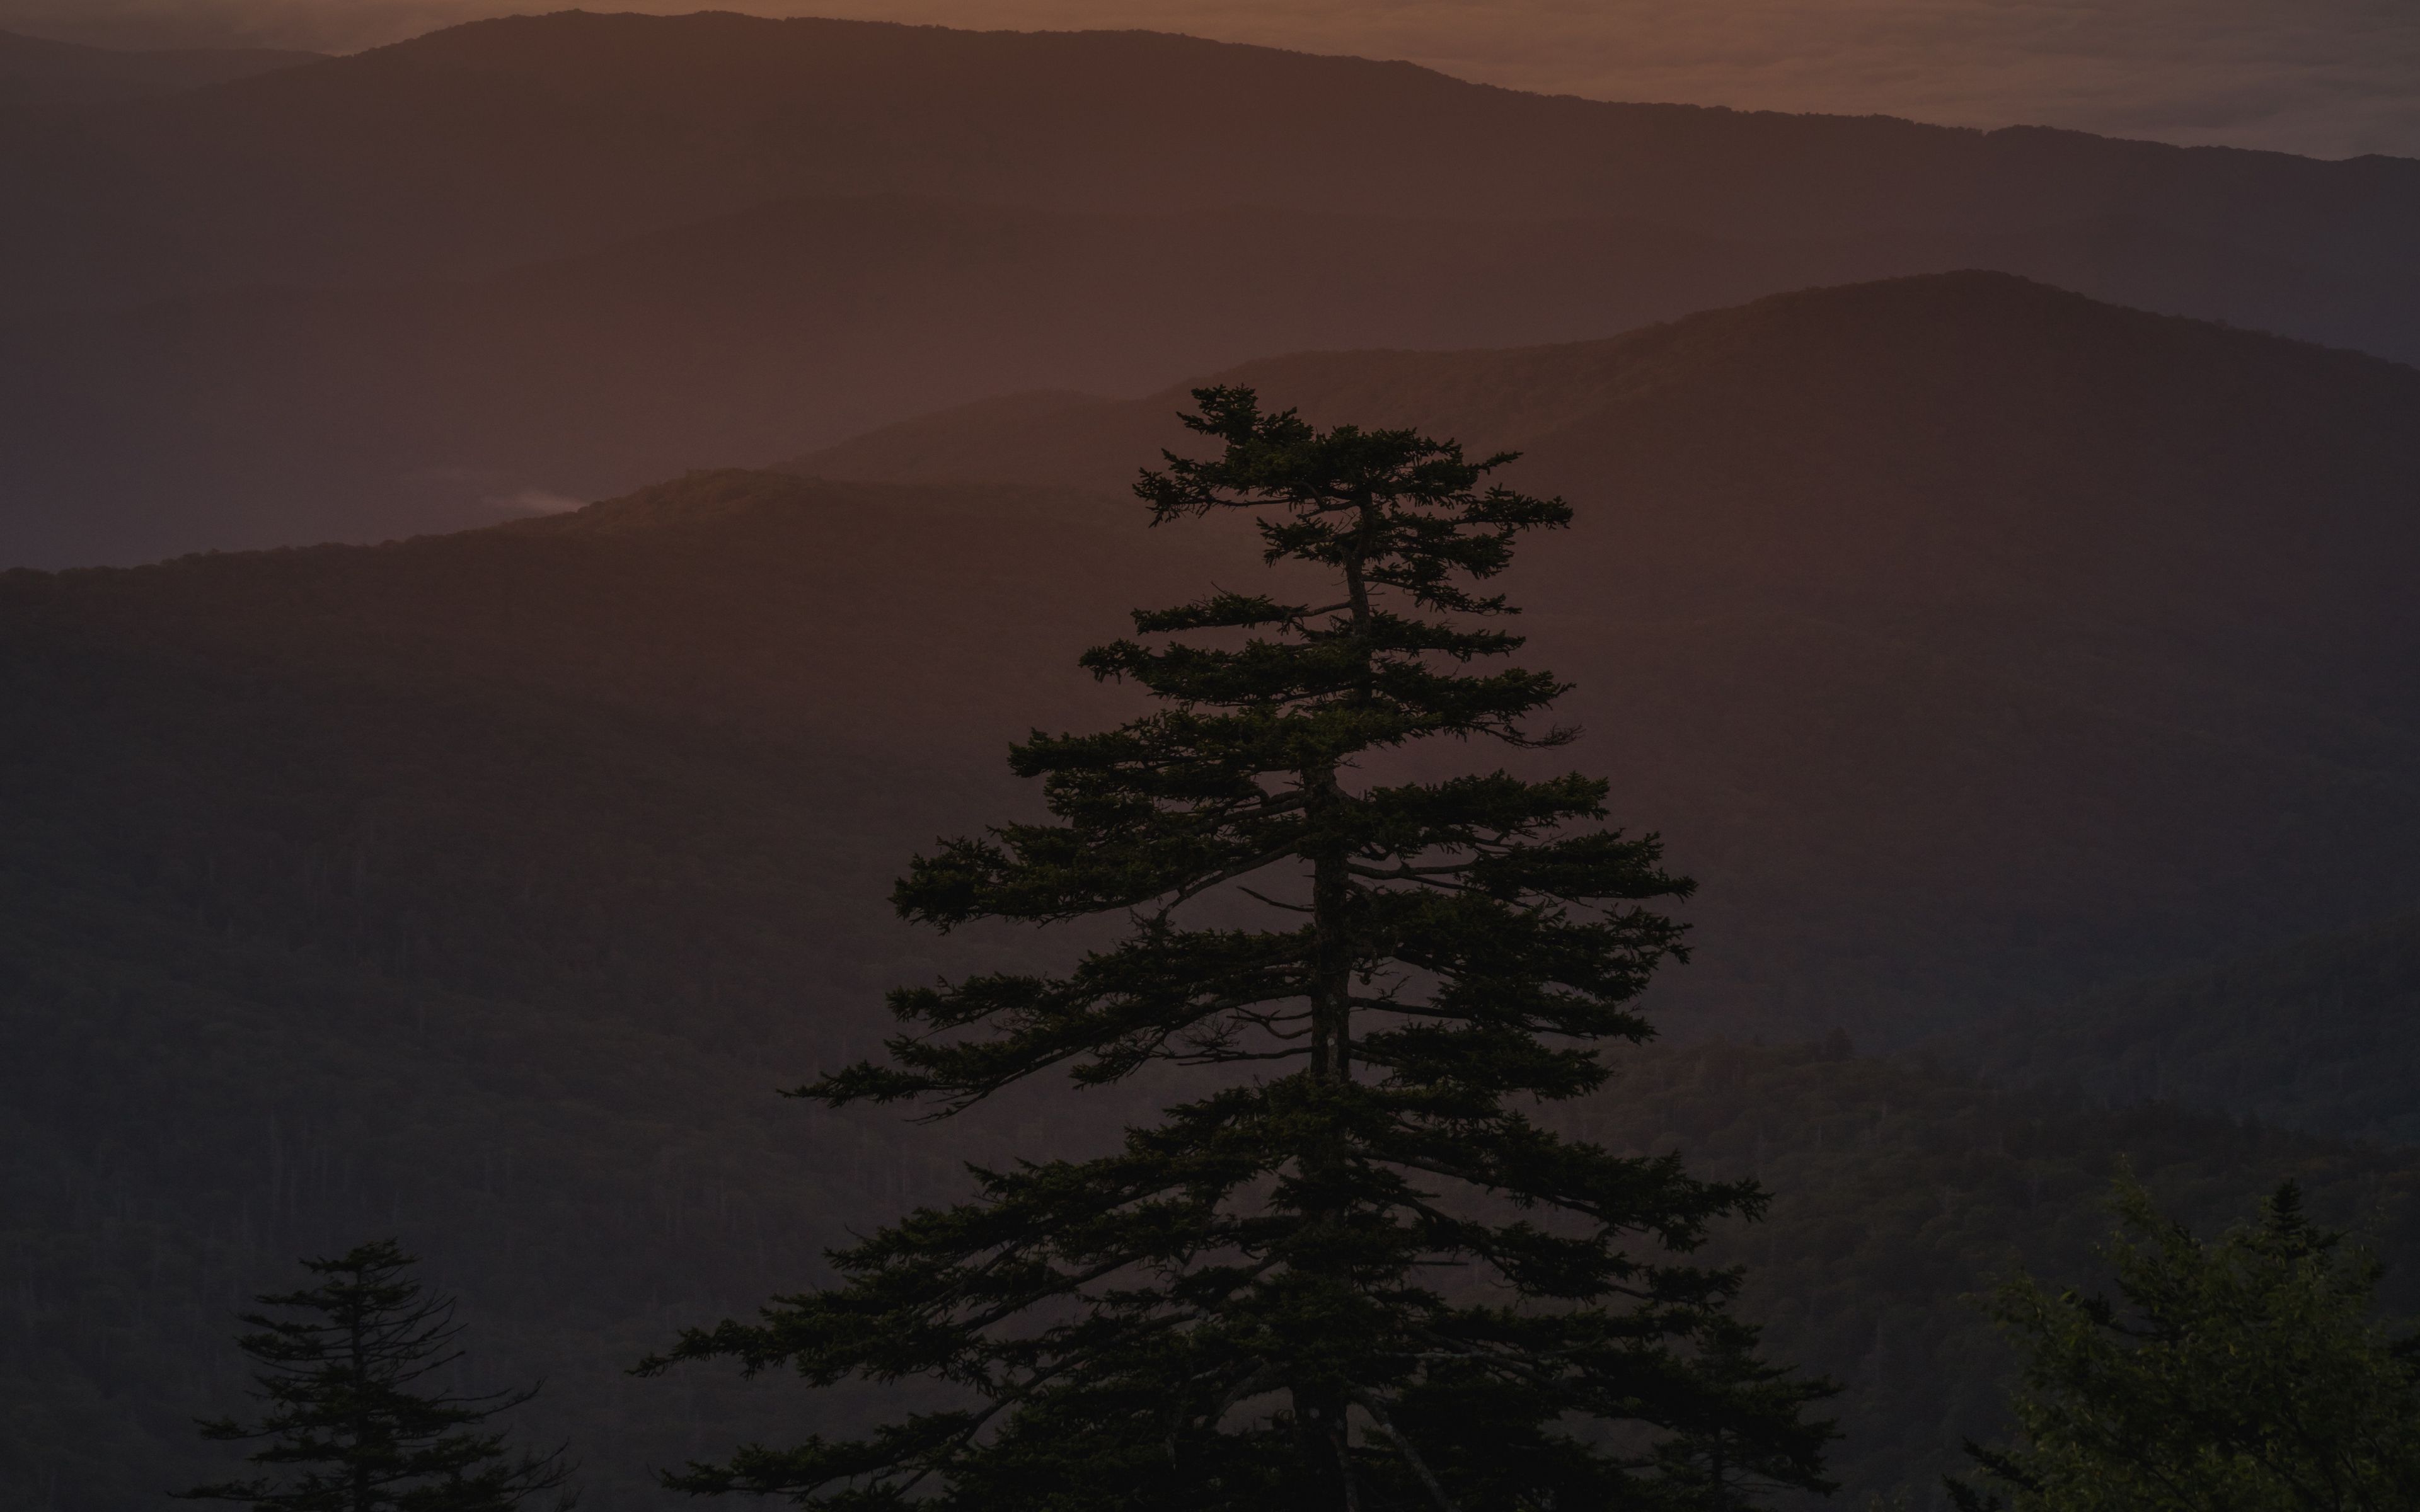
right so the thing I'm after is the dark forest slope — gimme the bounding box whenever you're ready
[1949,907,2420,1142]
[9,277,2420,1504]
[1586,1041,2420,1506]
[0,472,1219,1509]
[9,516,2420,1503]
[4,469,2419,1506]
[11,871,2417,1508]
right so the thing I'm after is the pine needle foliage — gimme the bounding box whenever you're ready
[1951,1175,2420,1512]
[180,1239,575,1512]
[648,387,1835,1509]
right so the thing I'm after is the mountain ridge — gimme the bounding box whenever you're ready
[16,272,2420,1046]
[9,10,2420,314]
[37,194,2390,567]
[13,11,2420,561]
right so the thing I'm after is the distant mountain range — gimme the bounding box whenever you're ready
[800,272,2420,1040]
[16,269,2420,1046]
[5,9,2420,564]
[21,193,2398,567]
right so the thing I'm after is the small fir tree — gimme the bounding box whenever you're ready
[181,1239,575,1512]
[648,387,1835,1509]
[1951,1175,2420,1512]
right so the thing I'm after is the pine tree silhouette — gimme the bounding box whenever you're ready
[649,387,1835,1509]
[180,1239,575,1511]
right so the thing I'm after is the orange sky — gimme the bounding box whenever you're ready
[6,0,2417,160]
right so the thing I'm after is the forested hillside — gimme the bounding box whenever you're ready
[9,8,2420,562]
[8,273,2420,1506]
[1949,907,2420,1142]
[1576,1041,2420,1504]
[0,474,1184,1507]
[13,864,2414,1507]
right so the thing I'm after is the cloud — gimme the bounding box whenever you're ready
[4,0,2415,159]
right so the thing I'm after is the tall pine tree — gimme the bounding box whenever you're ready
[649,387,1833,1509]
[180,1239,575,1512]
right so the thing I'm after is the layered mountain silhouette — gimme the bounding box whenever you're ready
[19,195,2386,567]
[0,196,1950,564]
[6,9,2420,563]
[8,272,2420,1058]
[18,272,2420,1041]
[796,272,2420,1034]
[13,9,2420,312]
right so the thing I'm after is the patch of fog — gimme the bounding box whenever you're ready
[487,487,586,516]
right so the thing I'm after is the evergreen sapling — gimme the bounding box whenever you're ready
[181,1239,575,1512]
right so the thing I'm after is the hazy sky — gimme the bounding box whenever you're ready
[7,0,2417,161]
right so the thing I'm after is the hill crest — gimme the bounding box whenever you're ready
[17,269,2420,1051]
[14,14,2420,562]
[797,268,2417,497]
